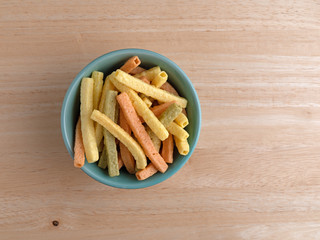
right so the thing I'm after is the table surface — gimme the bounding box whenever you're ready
[1,1,320,239]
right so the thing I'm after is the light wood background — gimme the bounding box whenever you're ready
[1,1,320,239]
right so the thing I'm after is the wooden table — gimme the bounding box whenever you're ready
[1,1,320,239]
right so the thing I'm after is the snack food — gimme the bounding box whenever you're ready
[98,146,108,169]
[73,118,85,168]
[175,112,189,128]
[116,92,168,173]
[160,82,179,96]
[103,90,119,177]
[147,101,175,121]
[174,136,189,155]
[139,76,150,84]
[126,89,168,141]
[166,122,189,140]
[133,66,161,80]
[119,109,135,174]
[92,71,104,111]
[118,155,124,170]
[161,134,174,163]
[158,103,182,127]
[120,56,141,73]
[74,56,191,180]
[146,126,161,152]
[114,70,187,108]
[151,71,168,88]
[160,82,187,116]
[99,147,125,170]
[95,73,116,146]
[80,77,99,163]
[135,163,158,180]
[91,110,147,170]
[130,66,145,75]
[142,97,152,108]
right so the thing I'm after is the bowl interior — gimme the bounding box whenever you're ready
[61,49,201,188]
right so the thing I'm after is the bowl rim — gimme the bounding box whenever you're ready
[61,48,201,189]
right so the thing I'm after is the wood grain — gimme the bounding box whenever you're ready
[1,0,320,239]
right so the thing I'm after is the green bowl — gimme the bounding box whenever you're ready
[61,49,201,189]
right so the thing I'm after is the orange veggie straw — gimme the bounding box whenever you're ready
[120,56,141,73]
[130,66,145,75]
[160,82,179,96]
[119,109,136,174]
[139,101,175,124]
[118,155,124,170]
[74,118,85,168]
[136,135,173,180]
[135,163,158,180]
[139,76,150,84]
[182,108,187,116]
[116,92,168,173]
[150,101,175,116]
[160,82,187,116]
[161,134,174,163]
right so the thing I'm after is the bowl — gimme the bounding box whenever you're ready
[61,49,201,189]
